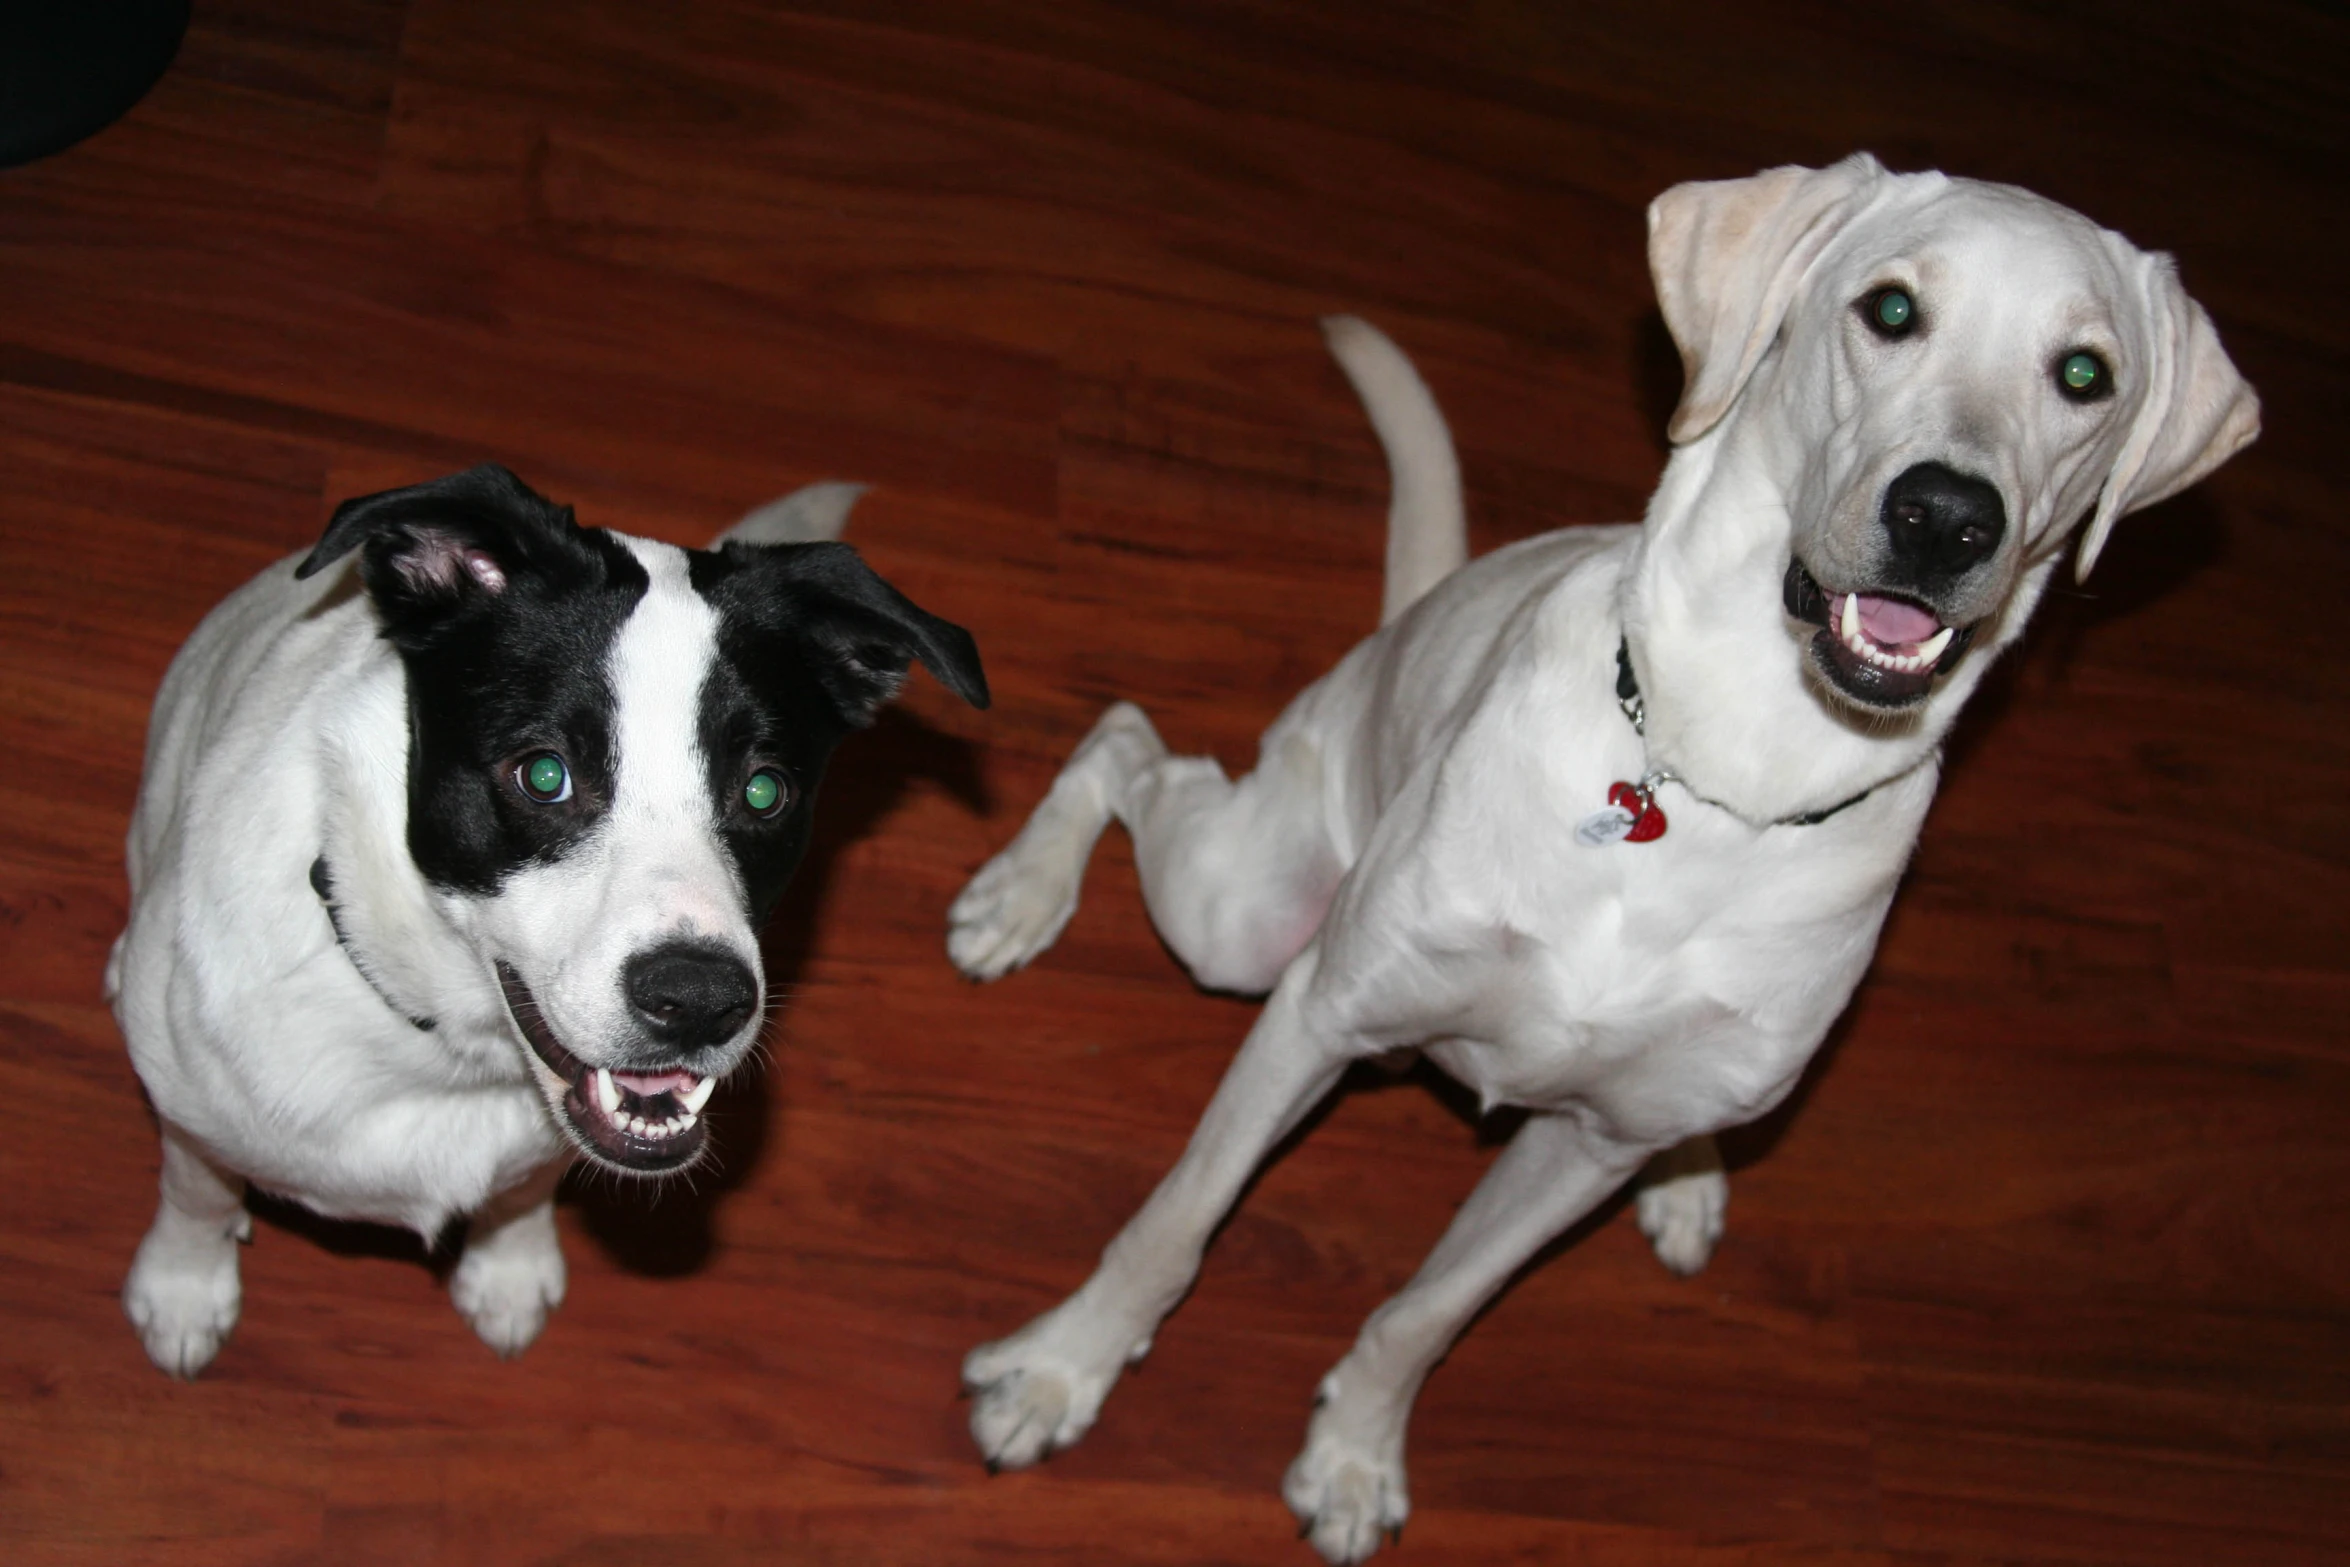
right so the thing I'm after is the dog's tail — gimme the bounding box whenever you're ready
[712,481,868,548]
[1322,315,1468,626]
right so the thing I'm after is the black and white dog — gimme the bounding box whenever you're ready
[109,465,986,1377]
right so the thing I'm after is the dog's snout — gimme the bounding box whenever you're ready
[1879,462,2005,579]
[623,942,758,1049]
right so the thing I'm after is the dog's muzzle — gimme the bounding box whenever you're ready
[496,961,725,1175]
[1784,559,1977,710]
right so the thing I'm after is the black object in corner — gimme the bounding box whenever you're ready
[0,0,190,169]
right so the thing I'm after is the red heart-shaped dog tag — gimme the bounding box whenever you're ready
[1607,781,1668,843]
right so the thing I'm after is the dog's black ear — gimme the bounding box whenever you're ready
[721,541,989,725]
[297,465,596,642]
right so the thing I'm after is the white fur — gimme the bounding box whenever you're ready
[467,538,761,1122]
[113,490,840,1377]
[948,159,2256,1562]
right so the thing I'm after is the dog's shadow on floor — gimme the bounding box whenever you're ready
[1942,487,2227,783]
[574,705,986,1276]
[248,706,987,1284]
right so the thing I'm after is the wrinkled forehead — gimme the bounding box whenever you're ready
[1824,183,2136,344]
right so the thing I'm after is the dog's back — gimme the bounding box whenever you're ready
[122,561,366,901]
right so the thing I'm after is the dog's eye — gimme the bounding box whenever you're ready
[1864,287,1917,337]
[2057,350,2111,402]
[516,753,572,804]
[742,770,789,817]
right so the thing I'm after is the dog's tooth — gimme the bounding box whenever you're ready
[595,1068,620,1117]
[1840,592,1861,644]
[1917,625,1955,663]
[682,1076,717,1114]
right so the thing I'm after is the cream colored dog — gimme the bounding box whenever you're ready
[947,154,2257,1562]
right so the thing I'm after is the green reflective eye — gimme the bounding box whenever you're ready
[1873,289,1914,331]
[2060,351,2105,395]
[520,753,569,803]
[743,771,783,815]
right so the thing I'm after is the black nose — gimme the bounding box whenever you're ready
[1880,462,2006,580]
[623,942,758,1049]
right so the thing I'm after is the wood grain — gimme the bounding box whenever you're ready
[1,3,2343,1564]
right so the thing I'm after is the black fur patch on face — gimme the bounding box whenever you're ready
[300,466,650,894]
[688,540,988,921]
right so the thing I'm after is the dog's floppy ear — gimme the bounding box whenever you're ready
[1649,153,1887,444]
[298,465,598,643]
[2073,251,2260,580]
[730,541,989,726]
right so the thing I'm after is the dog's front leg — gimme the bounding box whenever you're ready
[1634,1131,1728,1276]
[450,1157,569,1358]
[1284,1110,1651,1564]
[123,1120,251,1378]
[965,959,1362,1469]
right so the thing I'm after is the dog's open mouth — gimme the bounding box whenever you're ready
[495,961,714,1175]
[1784,560,1976,710]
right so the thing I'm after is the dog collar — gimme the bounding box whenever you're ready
[1577,638,1869,845]
[310,855,438,1031]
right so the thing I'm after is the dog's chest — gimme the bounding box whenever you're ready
[229,1027,563,1236]
[1400,779,1917,1134]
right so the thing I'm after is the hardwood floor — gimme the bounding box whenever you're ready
[2,3,2343,1563]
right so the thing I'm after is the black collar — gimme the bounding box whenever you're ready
[1614,639,1869,828]
[310,855,438,1032]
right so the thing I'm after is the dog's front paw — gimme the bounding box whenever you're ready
[1635,1144,1728,1278]
[1284,1402,1411,1566]
[962,1307,1142,1470]
[451,1233,567,1358]
[947,830,1087,982]
[123,1224,243,1379]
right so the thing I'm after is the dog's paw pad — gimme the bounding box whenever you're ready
[1636,1162,1728,1277]
[123,1235,242,1379]
[967,1365,1085,1470]
[451,1245,565,1359]
[1284,1434,1409,1566]
[961,1322,1129,1469]
[946,837,1084,981]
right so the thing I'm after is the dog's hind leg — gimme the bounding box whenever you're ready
[1284,1112,1651,1565]
[1634,1132,1728,1276]
[123,1121,250,1378]
[949,701,1167,981]
[450,1158,569,1359]
[950,701,1343,994]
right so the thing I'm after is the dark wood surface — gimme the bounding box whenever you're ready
[2,3,2344,1563]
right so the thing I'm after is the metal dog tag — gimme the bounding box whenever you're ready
[1575,805,1638,847]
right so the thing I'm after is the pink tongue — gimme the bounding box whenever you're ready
[614,1069,697,1097]
[1857,594,1941,648]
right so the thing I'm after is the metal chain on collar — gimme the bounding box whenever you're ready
[1614,637,1646,735]
[1611,635,1868,829]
